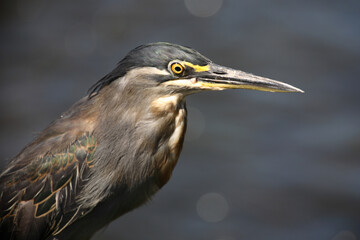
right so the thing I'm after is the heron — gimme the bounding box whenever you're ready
[0,42,303,239]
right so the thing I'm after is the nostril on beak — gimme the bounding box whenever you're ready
[213,71,226,75]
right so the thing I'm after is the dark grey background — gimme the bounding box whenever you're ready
[1,0,359,239]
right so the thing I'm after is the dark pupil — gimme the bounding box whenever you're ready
[174,66,182,72]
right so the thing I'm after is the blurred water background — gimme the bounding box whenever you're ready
[0,0,359,239]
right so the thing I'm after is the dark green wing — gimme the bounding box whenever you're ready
[0,132,97,239]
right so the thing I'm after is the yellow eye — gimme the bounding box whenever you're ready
[171,62,184,75]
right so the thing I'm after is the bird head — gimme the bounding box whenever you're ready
[89,42,303,97]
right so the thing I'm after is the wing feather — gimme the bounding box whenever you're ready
[0,132,97,239]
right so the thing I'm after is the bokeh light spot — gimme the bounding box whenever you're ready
[196,192,229,222]
[332,231,357,240]
[184,0,223,18]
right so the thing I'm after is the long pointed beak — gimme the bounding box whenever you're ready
[196,63,304,93]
